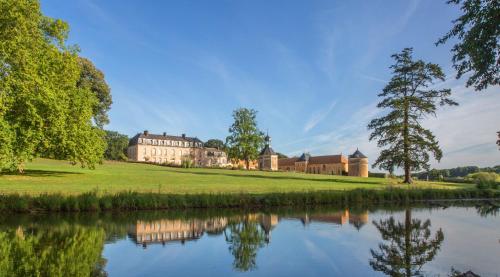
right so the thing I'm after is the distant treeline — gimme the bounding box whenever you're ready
[413,165,500,180]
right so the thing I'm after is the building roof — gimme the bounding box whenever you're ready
[129,132,203,146]
[298,153,311,162]
[259,145,276,156]
[349,149,367,159]
[308,155,347,165]
[278,157,299,166]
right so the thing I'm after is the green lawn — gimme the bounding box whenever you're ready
[0,159,473,195]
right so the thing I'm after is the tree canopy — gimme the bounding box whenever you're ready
[226,108,264,169]
[204,139,226,150]
[368,48,458,183]
[0,0,106,172]
[104,130,128,161]
[77,57,112,128]
[437,0,500,91]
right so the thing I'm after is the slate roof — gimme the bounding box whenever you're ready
[298,153,311,162]
[259,145,276,156]
[129,132,203,147]
[349,149,367,159]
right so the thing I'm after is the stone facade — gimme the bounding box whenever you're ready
[127,131,228,167]
[278,149,368,177]
[278,153,348,175]
[348,149,369,177]
[258,134,278,171]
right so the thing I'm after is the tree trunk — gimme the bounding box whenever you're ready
[245,159,250,170]
[404,208,412,277]
[403,97,412,184]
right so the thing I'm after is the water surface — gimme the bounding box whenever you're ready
[1,203,499,276]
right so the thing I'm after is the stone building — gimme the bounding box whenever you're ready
[258,134,278,171]
[278,153,348,175]
[127,130,228,167]
[348,149,368,177]
[278,149,369,177]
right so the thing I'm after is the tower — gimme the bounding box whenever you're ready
[348,148,368,177]
[258,133,278,171]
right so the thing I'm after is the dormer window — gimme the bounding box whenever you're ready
[138,138,142,143]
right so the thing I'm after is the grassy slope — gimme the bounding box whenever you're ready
[0,159,472,195]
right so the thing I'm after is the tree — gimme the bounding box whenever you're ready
[226,108,264,169]
[368,48,458,183]
[370,209,444,277]
[436,0,500,91]
[204,139,226,150]
[104,130,128,161]
[497,131,500,150]
[0,0,105,172]
[77,57,112,128]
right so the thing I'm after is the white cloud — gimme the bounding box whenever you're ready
[283,79,500,171]
[304,100,337,132]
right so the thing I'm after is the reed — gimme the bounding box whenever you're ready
[1,188,499,213]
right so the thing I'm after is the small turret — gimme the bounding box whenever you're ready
[348,148,368,177]
[258,132,278,171]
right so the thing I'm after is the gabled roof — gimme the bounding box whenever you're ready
[349,149,367,159]
[259,145,276,156]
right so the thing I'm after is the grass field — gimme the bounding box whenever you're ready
[0,159,473,196]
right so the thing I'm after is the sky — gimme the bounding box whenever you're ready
[41,0,500,170]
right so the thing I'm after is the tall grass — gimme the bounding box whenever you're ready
[1,188,499,213]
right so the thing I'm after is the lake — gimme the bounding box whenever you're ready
[1,203,499,276]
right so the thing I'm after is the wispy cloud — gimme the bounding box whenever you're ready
[282,78,500,171]
[304,100,337,132]
[360,74,388,84]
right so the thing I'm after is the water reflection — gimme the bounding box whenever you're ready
[0,225,106,277]
[369,209,444,277]
[0,203,498,276]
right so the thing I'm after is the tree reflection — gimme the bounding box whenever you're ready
[224,217,266,272]
[370,209,444,277]
[475,201,500,217]
[0,225,106,277]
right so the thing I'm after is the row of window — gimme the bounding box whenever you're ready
[138,138,202,148]
[144,148,200,158]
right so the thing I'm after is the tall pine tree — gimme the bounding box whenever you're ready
[368,48,458,183]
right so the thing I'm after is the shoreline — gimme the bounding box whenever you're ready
[1,188,499,213]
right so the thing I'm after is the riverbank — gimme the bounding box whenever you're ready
[0,159,472,195]
[1,188,499,213]
[2,159,495,213]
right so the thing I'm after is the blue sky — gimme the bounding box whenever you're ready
[41,0,500,169]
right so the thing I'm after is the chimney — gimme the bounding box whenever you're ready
[182,133,186,139]
[143,130,149,136]
[163,132,167,136]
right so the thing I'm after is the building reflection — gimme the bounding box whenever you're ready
[128,209,368,249]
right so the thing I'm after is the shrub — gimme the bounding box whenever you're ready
[369,172,387,178]
[468,172,499,189]
[181,159,193,168]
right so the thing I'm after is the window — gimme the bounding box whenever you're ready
[138,138,142,143]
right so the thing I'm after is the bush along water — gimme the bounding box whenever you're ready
[467,172,499,190]
[1,188,500,213]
